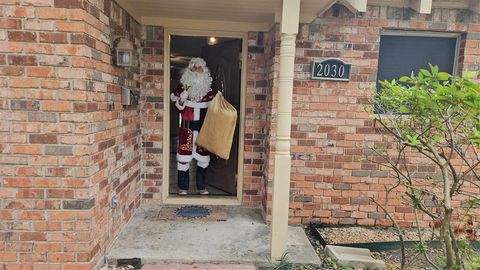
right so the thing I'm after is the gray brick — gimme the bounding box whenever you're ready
[11,100,39,111]
[467,32,480,40]
[333,183,352,190]
[368,212,385,219]
[352,170,370,177]
[351,197,370,205]
[28,112,57,122]
[0,156,28,165]
[45,145,73,156]
[371,170,389,178]
[294,196,313,203]
[339,218,357,225]
[63,198,95,209]
[145,148,162,154]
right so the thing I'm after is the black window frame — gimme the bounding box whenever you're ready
[375,30,461,114]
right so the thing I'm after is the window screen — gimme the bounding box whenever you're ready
[377,34,458,88]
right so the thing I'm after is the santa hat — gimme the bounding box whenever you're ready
[188,57,208,70]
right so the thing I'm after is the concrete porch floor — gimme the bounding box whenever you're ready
[106,205,321,266]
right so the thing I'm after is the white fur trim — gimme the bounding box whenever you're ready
[193,152,210,163]
[175,100,186,111]
[192,130,198,155]
[188,57,207,69]
[177,153,193,163]
[185,100,209,109]
[197,160,209,168]
[194,108,200,121]
[177,162,190,171]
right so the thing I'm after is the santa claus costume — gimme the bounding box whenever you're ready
[170,57,217,195]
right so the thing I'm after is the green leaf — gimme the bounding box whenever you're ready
[465,71,477,79]
[437,72,451,80]
[419,69,431,77]
[399,76,411,83]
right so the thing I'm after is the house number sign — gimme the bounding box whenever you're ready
[311,58,351,81]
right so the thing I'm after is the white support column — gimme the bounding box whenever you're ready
[270,0,300,261]
[409,0,432,14]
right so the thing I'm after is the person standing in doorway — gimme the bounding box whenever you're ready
[170,57,217,195]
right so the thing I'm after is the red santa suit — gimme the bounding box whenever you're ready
[170,57,217,194]
[171,84,216,171]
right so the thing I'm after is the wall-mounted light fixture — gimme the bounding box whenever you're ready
[112,36,136,67]
[208,36,218,46]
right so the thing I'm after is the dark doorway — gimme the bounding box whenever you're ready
[169,35,242,196]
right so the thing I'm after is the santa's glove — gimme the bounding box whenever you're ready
[175,99,186,111]
[180,90,188,102]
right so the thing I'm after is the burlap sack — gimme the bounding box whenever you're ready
[196,92,237,160]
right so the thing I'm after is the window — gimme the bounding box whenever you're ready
[377,31,460,90]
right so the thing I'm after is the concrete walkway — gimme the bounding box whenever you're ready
[142,264,256,269]
[107,205,320,267]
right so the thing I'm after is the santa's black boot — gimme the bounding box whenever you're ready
[196,167,209,195]
[177,170,189,195]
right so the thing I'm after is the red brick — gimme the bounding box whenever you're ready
[56,21,86,32]
[42,101,71,112]
[33,264,62,270]
[47,189,74,198]
[34,243,62,253]
[4,6,34,18]
[24,20,54,31]
[54,0,84,8]
[0,252,17,262]
[20,232,46,241]
[12,145,42,154]
[19,211,45,220]
[0,0,20,4]
[39,32,68,43]
[27,67,55,78]
[63,264,91,270]
[38,7,67,19]
[0,18,21,29]
[8,31,36,42]
[3,177,32,187]
[23,0,53,6]
[24,44,55,55]
[47,252,75,263]
[8,55,37,66]
[9,78,38,88]
[0,66,24,76]
[41,79,70,89]
[47,211,75,220]
[17,189,44,199]
[29,134,58,144]
[34,222,62,231]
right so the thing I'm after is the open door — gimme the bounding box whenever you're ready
[201,40,241,195]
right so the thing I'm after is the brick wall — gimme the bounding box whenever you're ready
[243,31,269,207]
[0,0,143,268]
[82,0,143,267]
[286,4,480,226]
[262,24,279,221]
[140,26,164,202]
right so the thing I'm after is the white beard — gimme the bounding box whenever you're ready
[180,69,212,102]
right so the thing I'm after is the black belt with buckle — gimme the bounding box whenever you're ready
[181,119,203,131]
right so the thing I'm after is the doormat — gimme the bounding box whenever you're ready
[156,205,227,222]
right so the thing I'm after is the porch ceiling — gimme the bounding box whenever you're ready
[115,0,338,31]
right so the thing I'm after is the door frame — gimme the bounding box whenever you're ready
[162,28,248,205]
